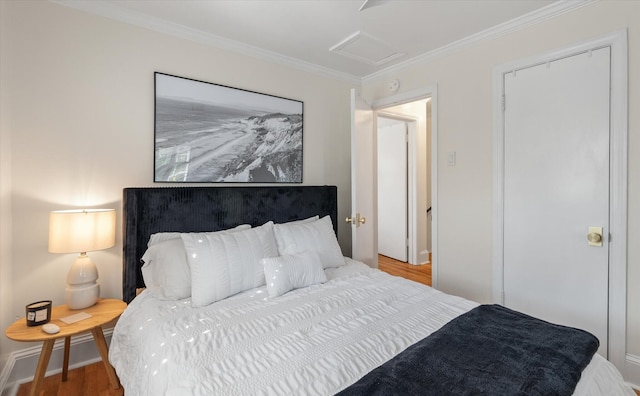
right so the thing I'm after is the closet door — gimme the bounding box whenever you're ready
[378,120,407,262]
[502,47,610,356]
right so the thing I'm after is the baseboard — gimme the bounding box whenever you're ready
[625,353,640,390]
[0,328,113,395]
[0,353,15,396]
[419,249,431,264]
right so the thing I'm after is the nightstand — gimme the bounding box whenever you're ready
[5,298,127,396]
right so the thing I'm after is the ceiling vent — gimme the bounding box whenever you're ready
[329,31,405,66]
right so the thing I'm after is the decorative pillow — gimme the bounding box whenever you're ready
[147,224,251,246]
[181,221,278,307]
[277,215,318,225]
[273,215,344,268]
[141,224,251,300]
[141,238,191,300]
[261,251,328,297]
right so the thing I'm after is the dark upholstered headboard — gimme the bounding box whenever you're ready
[122,186,338,303]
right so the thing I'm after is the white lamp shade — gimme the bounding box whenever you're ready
[48,209,116,253]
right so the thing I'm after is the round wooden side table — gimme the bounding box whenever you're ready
[5,298,127,396]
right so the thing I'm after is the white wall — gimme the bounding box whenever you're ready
[0,0,14,376]
[0,0,354,375]
[362,0,640,369]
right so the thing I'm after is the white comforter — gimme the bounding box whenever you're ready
[109,260,634,396]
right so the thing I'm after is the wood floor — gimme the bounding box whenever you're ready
[17,361,123,396]
[18,256,640,396]
[378,253,432,286]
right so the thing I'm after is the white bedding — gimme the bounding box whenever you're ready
[109,260,634,396]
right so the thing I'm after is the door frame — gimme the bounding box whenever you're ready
[372,85,438,286]
[492,30,627,369]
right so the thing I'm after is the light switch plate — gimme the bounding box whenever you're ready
[447,151,456,166]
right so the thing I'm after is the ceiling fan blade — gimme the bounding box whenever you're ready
[359,0,388,12]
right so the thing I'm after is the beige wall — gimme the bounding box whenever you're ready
[362,0,640,358]
[0,0,354,366]
[0,0,14,375]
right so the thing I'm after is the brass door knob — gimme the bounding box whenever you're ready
[587,232,602,244]
[587,226,603,247]
[346,213,366,227]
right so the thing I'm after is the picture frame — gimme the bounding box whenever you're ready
[154,72,303,183]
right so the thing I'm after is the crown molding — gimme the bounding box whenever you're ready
[50,0,594,85]
[49,0,361,85]
[362,0,596,82]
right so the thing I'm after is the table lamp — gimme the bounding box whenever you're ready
[48,209,116,309]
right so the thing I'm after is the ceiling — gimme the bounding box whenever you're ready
[56,0,583,81]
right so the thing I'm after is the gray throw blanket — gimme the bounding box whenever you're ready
[337,304,599,396]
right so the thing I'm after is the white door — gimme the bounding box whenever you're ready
[377,120,407,261]
[503,48,610,355]
[350,89,376,267]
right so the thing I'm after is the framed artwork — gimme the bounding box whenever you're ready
[154,72,303,183]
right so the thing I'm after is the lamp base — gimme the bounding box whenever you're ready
[65,283,100,310]
[66,253,100,310]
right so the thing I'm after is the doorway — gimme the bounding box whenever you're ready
[350,85,438,285]
[376,99,431,266]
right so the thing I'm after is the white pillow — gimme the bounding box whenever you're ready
[262,251,328,297]
[181,221,278,307]
[141,224,251,300]
[277,215,318,225]
[141,238,191,300]
[147,224,251,246]
[273,215,344,268]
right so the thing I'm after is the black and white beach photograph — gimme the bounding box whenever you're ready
[154,72,303,183]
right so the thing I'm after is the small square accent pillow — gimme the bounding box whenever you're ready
[181,221,278,307]
[273,215,344,268]
[262,251,328,297]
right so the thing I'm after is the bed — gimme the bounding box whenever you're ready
[110,186,635,395]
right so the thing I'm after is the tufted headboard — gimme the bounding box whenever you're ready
[121,186,338,303]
